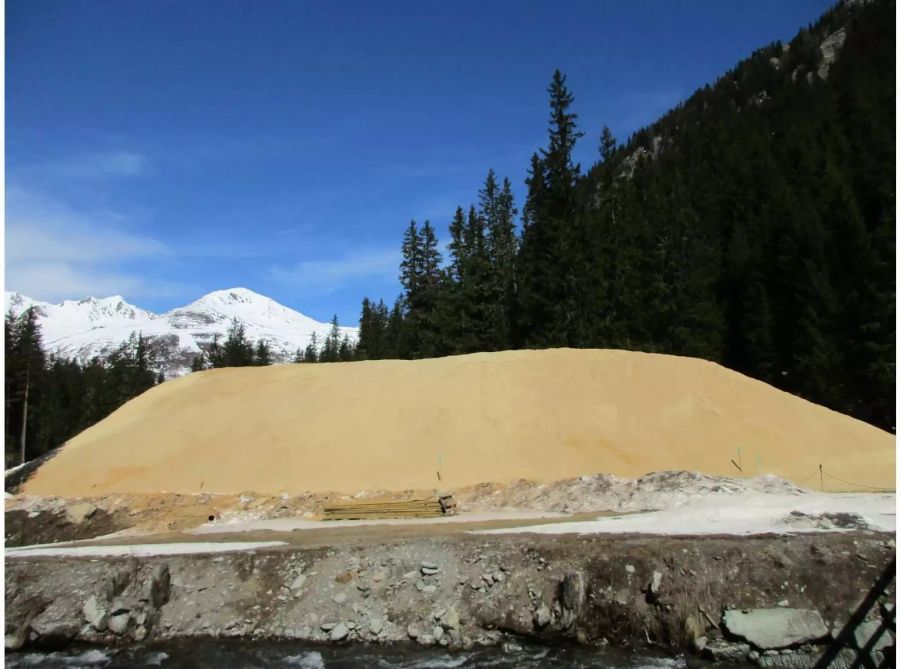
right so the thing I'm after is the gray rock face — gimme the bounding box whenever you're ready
[723,609,829,650]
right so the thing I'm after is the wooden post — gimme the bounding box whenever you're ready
[819,464,824,492]
[20,364,29,466]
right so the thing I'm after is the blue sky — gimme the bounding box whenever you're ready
[7,0,833,324]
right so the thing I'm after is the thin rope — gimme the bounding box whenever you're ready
[823,471,895,492]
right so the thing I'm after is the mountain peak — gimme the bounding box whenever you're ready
[196,287,271,305]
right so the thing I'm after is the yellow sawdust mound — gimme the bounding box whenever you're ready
[21,349,895,496]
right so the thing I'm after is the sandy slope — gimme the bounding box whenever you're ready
[20,349,895,496]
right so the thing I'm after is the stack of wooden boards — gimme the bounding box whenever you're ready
[322,494,457,520]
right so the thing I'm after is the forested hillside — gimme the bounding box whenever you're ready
[355,0,895,431]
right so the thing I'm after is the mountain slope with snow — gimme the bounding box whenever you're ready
[5,288,358,377]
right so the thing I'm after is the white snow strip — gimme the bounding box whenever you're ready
[191,511,567,534]
[4,462,27,477]
[473,493,896,536]
[5,541,286,558]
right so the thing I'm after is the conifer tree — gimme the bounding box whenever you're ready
[254,340,272,366]
[303,332,320,363]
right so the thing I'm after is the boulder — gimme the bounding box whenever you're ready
[65,502,97,525]
[723,609,829,650]
[329,622,349,641]
[368,618,384,635]
[108,613,130,635]
[82,596,108,631]
[854,620,892,657]
[704,640,751,662]
[534,604,551,628]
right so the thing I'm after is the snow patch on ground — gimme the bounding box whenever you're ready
[191,511,567,534]
[474,492,896,536]
[5,540,287,558]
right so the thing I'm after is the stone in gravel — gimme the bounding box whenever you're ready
[649,571,662,596]
[441,607,460,631]
[421,561,438,570]
[133,625,148,641]
[403,570,418,579]
[407,624,420,639]
[534,604,551,628]
[415,580,436,593]
[369,618,384,635]
[332,592,347,604]
[421,566,440,576]
[433,625,444,641]
[372,569,386,582]
[625,564,635,574]
[722,609,829,650]
[290,574,307,591]
[346,622,356,630]
[335,571,353,584]
[108,613,130,635]
[418,634,435,646]
[321,622,338,631]
[329,623,349,641]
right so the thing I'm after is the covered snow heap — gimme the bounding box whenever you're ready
[18,349,895,496]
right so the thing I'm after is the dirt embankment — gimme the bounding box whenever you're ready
[17,349,895,497]
[5,532,894,664]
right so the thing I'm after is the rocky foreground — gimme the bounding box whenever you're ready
[5,531,895,666]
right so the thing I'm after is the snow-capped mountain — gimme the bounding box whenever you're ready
[5,288,358,377]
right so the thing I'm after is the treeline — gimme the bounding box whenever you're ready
[5,308,161,467]
[190,316,356,370]
[355,0,894,431]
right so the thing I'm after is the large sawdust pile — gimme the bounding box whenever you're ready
[20,349,895,496]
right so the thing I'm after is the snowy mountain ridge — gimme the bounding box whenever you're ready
[5,287,358,377]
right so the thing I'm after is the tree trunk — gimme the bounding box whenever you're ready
[20,365,29,465]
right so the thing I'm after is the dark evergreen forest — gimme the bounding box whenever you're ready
[4,309,162,467]
[354,0,895,432]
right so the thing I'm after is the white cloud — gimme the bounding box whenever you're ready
[267,249,400,296]
[27,151,150,180]
[5,185,175,302]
